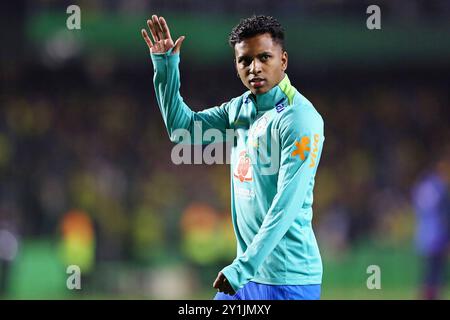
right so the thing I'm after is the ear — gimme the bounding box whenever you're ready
[234,57,239,76]
[282,51,288,71]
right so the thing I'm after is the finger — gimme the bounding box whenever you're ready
[224,287,232,295]
[152,15,164,41]
[222,278,234,295]
[224,286,235,295]
[147,19,159,43]
[141,29,153,49]
[222,280,232,291]
[159,16,172,40]
[213,273,224,289]
[172,36,185,54]
[221,284,228,293]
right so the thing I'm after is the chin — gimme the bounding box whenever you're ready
[252,87,269,95]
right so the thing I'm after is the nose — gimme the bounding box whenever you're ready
[249,59,262,74]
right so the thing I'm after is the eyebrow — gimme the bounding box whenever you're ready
[237,51,272,62]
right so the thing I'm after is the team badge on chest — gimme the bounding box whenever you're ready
[233,151,253,182]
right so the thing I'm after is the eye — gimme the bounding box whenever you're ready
[241,57,252,66]
[260,54,270,61]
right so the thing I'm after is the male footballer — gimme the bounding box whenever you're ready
[141,15,325,300]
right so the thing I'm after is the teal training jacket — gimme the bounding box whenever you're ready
[151,50,324,292]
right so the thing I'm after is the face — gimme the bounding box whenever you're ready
[234,33,288,95]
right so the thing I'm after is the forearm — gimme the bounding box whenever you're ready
[151,50,194,142]
[222,162,315,292]
[151,50,231,144]
[222,108,325,291]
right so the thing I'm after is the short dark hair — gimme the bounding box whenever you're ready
[229,15,285,50]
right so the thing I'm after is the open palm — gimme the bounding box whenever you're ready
[141,15,185,54]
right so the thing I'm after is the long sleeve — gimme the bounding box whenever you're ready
[221,105,325,292]
[151,50,234,144]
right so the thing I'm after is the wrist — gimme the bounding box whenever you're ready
[150,48,180,68]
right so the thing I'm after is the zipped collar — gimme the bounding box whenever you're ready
[246,74,296,112]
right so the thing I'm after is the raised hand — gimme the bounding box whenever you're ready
[141,15,185,54]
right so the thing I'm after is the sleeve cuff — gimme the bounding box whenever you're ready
[150,48,180,68]
[221,264,243,293]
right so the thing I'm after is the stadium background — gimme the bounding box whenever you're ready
[0,0,449,299]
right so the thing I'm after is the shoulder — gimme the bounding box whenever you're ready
[216,93,246,118]
[413,173,445,202]
[223,92,248,109]
[277,92,324,135]
[222,92,250,122]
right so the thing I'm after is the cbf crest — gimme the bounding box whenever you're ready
[248,115,269,149]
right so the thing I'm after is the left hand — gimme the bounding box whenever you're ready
[141,15,185,54]
[213,272,236,295]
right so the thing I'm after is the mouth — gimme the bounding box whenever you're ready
[249,78,266,88]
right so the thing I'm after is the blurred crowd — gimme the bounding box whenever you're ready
[1,62,448,264]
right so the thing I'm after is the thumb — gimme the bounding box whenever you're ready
[172,36,185,54]
[213,272,224,288]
